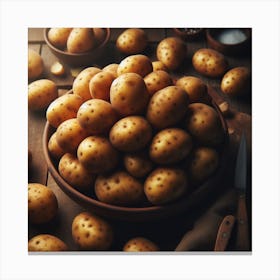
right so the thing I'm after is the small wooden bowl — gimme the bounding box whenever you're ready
[173,28,205,41]
[43,90,229,222]
[44,28,110,67]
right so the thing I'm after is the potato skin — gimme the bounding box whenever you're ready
[146,86,189,130]
[28,79,58,111]
[102,63,119,79]
[28,183,58,224]
[48,132,65,160]
[28,234,68,252]
[144,167,188,205]
[48,28,72,49]
[92,28,106,46]
[67,28,95,53]
[123,237,159,251]
[28,49,44,80]
[95,171,145,206]
[152,60,169,72]
[72,212,113,250]
[192,48,228,78]
[149,128,192,164]
[109,116,152,152]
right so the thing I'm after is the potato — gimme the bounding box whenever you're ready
[176,76,207,103]
[144,70,173,96]
[102,63,119,79]
[152,60,169,72]
[48,28,72,49]
[89,71,115,101]
[110,73,150,116]
[77,99,119,135]
[48,132,65,160]
[67,28,95,53]
[149,128,192,164]
[123,237,159,252]
[187,147,219,185]
[72,212,113,250]
[95,171,144,206]
[221,66,251,97]
[28,183,58,224]
[116,28,148,54]
[46,93,84,128]
[28,49,44,80]
[117,54,153,78]
[56,118,89,153]
[146,86,189,130]
[185,103,224,146]
[192,48,228,78]
[156,37,186,70]
[92,28,106,46]
[77,136,119,173]
[109,116,152,152]
[28,234,68,252]
[123,152,153,178]
[50,61,65,76]
[28,79,58,111]
[72,67,101,101]
[144,167,188,205]
[58,153,95,193]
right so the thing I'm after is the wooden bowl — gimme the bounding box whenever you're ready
[43,91,229,222]
[44,28,110,67]
[173,28,205,41]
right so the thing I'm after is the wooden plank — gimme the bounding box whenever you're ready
[28,43,41,53]
[28,28,45,43]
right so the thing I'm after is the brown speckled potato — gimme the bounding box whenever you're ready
[149,128,192,164]
[58,153,95,193]
[48,28,72,50]
[123,152,153,178]
[89,71,115,101]
[95,171,144,206]
[56,118,89,153]
[72,212,113,250]
[144,70,173,96]
[110,73,150,117]
[72,67,101,101]
[156,37,186,70]
[28,49,44,80]
[28,234,68,252]
[109,116,152,152]
[221,66,251,97]
[28,183,58,224]
[46,93,84,128]
[123,237,159,252]
[67,28,95,53]
[28,79,58,111]
[117,54,153,78]
[192,48,228,78]
[185,103,224,146]
[176,76,208,103]
[92,28,106,46]
[146,86,189,130]
[77,99,119,135]
[152,60,169,72]
[48,132,65,160]
[77,136,119,173]
[144,167,188,205]
[102,63,119,79]
[188,147,219,185]
[116,28,148,54]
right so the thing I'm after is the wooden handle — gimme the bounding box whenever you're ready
[235,192,250,250]
[214,215,235,251]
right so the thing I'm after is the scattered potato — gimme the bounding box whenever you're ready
[123,237,159,252]
[67,28,95,53]
[109,116,152,152]
[92,28,106,46]
[48,27,72,49]
[28,48,44,80]
[48,132,65,160]
[72,212,113,250]
[116,28,148,54]
[144,167,188,205]
[28,79,58,111]
[46,93,84,128]
[146,85,189,130]
[152,60,169,72]
[110,73,150,116]
[156,37,186,70]
[192,48,228,78]
[28,183,58,224]
[95,171,144,206]
[149,128,192,164]
[144,70,173,96]
[50,61,65,76]
[77,99,119,135]
[28,234,68,252]
[102,63,119,79]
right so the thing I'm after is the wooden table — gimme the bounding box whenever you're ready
[28,28,252,251]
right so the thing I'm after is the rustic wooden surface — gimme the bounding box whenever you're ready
[28,28,252,251]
